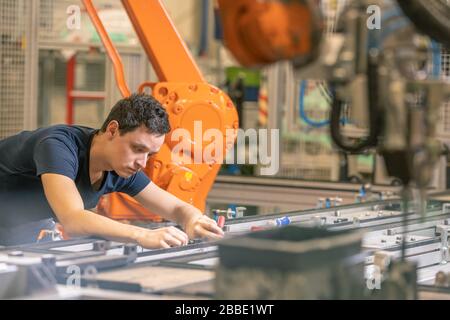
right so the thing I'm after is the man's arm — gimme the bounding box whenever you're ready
[41,173,188,248]
[134,182,224,240]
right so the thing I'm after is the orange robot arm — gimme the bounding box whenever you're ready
[216,0,323,68]
[83,0,238,221]
[83,0,322,222]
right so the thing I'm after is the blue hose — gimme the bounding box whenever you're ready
[299,80,329,128]
[431,40,442,78]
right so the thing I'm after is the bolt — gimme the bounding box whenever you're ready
[123,244,137,256]
[210,87,219,94]
[169,92,178,101]
[172,105,183,114]
[93,240,107,252]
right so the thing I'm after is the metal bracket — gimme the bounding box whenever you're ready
[436,225,450,264]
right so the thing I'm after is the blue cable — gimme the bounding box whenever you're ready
[299,81,350,127]
[431,40,442,77]
[298,9,407,128]
[299,5,439,128]
[299,80,330,128]
[368,8,410,49]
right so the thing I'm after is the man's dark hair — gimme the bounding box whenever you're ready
[100,93,171,135]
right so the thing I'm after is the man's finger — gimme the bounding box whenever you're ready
[164,233,183,247]
[194,224,224,240]
[169,227,189,244]
[198,229,224,240]
[159,240,171,249]
[200,220,225,236]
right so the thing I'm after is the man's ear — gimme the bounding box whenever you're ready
[106,121,120,138]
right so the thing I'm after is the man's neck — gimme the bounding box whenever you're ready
[89,133,110,185]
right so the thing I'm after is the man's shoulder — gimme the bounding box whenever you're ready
[36,125,95,145]
[27,125,95,161]
[42,124,95,137]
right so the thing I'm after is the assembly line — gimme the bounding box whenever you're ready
[0,0,450,301]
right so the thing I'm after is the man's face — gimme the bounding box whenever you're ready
[107,124,165,178]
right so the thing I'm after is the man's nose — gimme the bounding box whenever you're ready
[136,154,148,169]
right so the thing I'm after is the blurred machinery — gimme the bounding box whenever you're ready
[1,0,450,300]
[221,0,450,240]
[79,0,239,221]
[3,197,450,299]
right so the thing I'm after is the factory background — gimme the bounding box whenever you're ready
[1,0,450,301]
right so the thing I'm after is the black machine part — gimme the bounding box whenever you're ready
[396,0,450,48]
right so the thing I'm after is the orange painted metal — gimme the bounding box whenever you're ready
[82,0,131,97]
[100,82,238,221]
[147,82,238,212]
[217,0,323,67]
[83,0,238,221]
[121,0,204,82]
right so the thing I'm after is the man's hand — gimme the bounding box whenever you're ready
[134,182,225,241]
[135,226,189,249]
[185,215,225,240]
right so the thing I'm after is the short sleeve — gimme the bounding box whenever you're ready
[33,137,78,180]
[118,171,151,197]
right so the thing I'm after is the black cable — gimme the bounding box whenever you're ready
[396,0,450,48]
[329,51,381,153]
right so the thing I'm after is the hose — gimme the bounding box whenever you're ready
[329,51,381,153]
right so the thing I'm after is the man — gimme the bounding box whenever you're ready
[0,93,224,247]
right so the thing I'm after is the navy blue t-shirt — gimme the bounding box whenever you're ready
[0,125,151,228]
